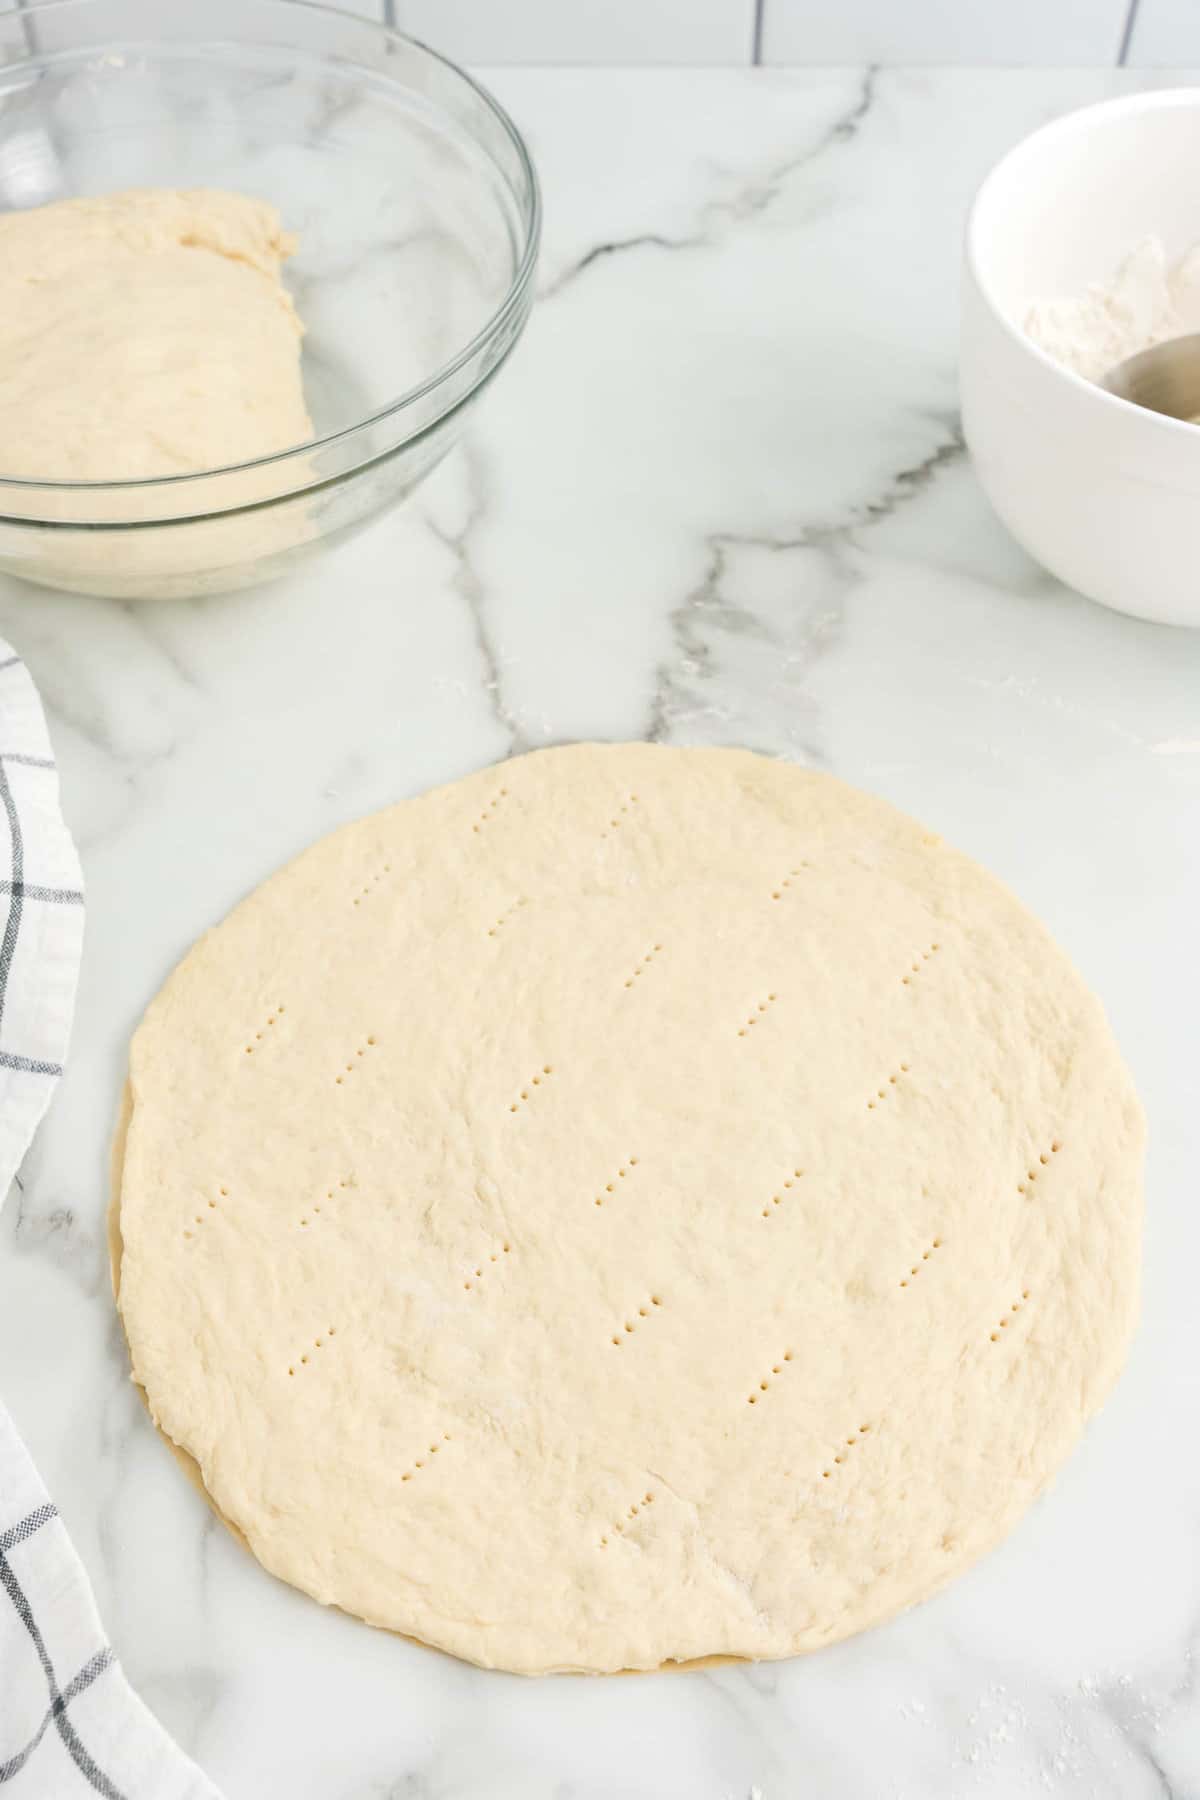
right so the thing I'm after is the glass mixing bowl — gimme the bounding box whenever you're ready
[0,0,540,598]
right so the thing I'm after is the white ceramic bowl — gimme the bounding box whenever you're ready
[962,88,1200,628]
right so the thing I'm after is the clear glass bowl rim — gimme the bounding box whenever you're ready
[0,0,542,500]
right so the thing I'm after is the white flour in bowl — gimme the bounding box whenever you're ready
[1025,235,1200,382]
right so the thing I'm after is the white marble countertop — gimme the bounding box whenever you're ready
[2,64,1200,1800]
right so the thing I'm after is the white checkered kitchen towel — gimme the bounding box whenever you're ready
[0,645,221,1798]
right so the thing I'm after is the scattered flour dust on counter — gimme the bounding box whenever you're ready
[937,1665,1182,1793]
[0,187,312,479]
[1024,235,1200,383]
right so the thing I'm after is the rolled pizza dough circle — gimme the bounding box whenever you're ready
[115,744,1144,1674]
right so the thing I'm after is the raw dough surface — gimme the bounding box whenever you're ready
[0,188,311,480]
[115,745,1144,1674]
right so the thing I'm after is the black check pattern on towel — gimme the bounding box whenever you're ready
[0,1507,122,1795]
[0,660,83,1080]
[0,643,220,1797]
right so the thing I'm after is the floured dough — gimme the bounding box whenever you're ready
[114,745,1144,1674]
[0,188,311,480]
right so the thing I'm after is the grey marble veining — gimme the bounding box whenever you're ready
[1,65,1199,1800]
